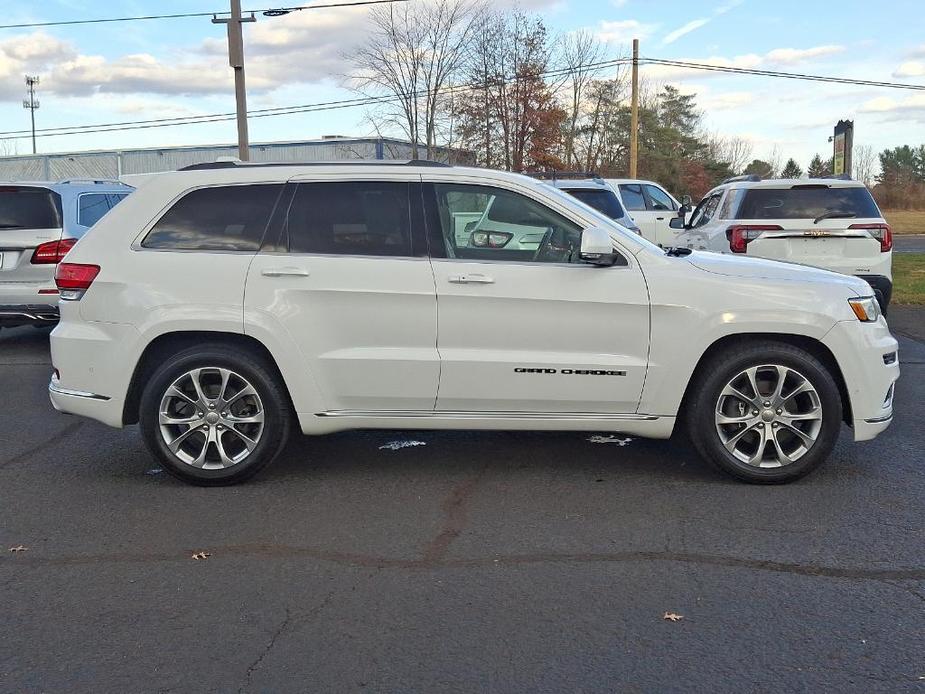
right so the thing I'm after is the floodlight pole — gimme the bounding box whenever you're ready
[213,1,255,161]
[23,75,40,154]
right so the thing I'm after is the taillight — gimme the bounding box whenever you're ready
[31,238,77,264]
[726,225,782,253]
[849,223,892,252]
[470,230,513,248]
[55,263,100,300]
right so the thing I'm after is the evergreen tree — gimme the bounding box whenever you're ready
[743,159,773,178]
[780,158,803,178]
[807,154,829,178]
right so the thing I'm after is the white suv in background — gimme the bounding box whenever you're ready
[606,179,683,247]
[673,176,893,310]
[49,161,898,486]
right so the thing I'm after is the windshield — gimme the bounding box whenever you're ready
[736,185,880,220]
[562,188,626,221]
[0,186,62,230]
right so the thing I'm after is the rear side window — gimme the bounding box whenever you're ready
[562,188,626,221]
[78,193,129,227]
[142,184,282,251]
[0,186,62,230]
[286,181,412,256]
[736,186,881,220]
[618,184,646,211]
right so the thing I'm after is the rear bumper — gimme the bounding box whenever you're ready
[0,303,59,327]
[49,376,125,428]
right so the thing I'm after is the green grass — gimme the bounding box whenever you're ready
[881,209,925,235]
[893,253,925,305]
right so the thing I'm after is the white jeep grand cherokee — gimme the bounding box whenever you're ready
[48,161,899,486]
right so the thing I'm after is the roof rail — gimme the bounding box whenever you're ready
[58,178,131,186]
[819,173,853,180]
[721,174,762,184]
[177,159,451,171]
[526,171,603,182]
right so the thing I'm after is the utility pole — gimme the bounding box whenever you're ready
[23,75,40,154]
[213,1,255,161]
[629,39,639,178]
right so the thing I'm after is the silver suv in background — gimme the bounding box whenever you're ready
[0,179,132,329]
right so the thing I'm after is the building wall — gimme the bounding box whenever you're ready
[0,138,469,181]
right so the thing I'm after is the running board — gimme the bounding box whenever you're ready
[317,410,658,421]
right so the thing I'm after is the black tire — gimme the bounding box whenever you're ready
[139,343,292,486]
[684,341,843,484]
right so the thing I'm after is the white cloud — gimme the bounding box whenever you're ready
[764,45,845,65]
[662,18,709,45]
[893,61,925,78]
[859,94,925,115]
[595,19,658,44]
[909,44,925,58]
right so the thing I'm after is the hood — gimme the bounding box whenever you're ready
[686,251,871,296]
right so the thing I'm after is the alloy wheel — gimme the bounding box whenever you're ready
[158,367,265,469]
[714,364,823,468]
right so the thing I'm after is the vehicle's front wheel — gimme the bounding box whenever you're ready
[686,342,843,484]
[139,344,292,486]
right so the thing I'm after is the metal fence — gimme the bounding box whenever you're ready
[0,137,471,181]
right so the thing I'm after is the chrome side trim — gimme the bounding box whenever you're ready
[317,410,659,421]
[48,380,110,401]
[864,414,893,424]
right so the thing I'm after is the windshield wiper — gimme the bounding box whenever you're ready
[813,211,856,224]
[663,246,693,257]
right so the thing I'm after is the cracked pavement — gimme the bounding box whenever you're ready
[1,325,923,692]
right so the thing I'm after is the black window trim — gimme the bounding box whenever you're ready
[617,183,648,212]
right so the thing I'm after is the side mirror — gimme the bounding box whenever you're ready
[579,226,616,266]
[669,216,686,230]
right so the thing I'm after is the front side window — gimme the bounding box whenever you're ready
[142,184,282,251]
[618,184,646,211]
[644,184,676,211]
[689,193,722,228]
[78,193,128,227]
[433,184,583,264]
[286,181,412,256]
[561,188,626,221]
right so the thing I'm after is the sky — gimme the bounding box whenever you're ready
[0,0,924,171]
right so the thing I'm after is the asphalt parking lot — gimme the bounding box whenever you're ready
[1,325,923,693]
[895,235,925,254]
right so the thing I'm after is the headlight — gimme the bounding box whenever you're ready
[848,296,881,322]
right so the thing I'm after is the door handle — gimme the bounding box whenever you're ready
[656,217,665,221]
[261,267,310,277]
[448,273,494,284]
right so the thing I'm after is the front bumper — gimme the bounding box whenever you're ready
[822,318,899,442]
[0,303,59,327]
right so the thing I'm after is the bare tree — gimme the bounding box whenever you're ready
[853,144,876,186]
[702,133,752,174]
[0,139,19,157]
[349,0,480,159]
[557,29,606,168]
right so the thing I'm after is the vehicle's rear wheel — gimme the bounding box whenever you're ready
[139,344,291,486]
[685,341,843,483]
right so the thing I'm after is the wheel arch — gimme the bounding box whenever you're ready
[122,330,296,425]
[678,332,853,427]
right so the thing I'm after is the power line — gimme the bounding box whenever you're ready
[0,58,633,141]
[2,54,922,144]
[0,0,409,30]
[640,57,925,91]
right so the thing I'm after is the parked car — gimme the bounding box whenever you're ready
[49,161,898,486]
[605,178,683,247]
[673,175,893,311]
[542,177,642,236]
[0,179,132,330]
